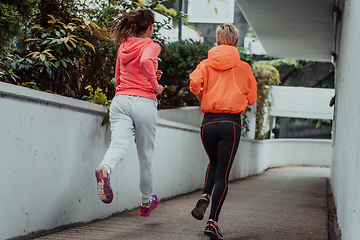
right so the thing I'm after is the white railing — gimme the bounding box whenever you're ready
[0,82,331,240]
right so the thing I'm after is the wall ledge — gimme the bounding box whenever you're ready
[157,118,200,132]
[241,137,332,144]
[0,82,107,116]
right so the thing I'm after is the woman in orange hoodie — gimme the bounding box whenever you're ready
[95,9,163,217]
[189,24,257,240]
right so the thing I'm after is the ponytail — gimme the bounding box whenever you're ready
[110,9,155,44]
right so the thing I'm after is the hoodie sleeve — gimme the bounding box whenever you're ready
[245,64,257,106]
[189,60,207,95]
[140,42,161,90]
[115,47,121,86]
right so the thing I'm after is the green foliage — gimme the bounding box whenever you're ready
[252,63,281,140]
[255,58,301,69]
[0,4,21,55]
[154,4,178,17]
[237,46,253,137]
[262,58,334,88]
[158,40,210,109]
[312,119,332,129]
[237,46,253,66]
[240,107,251,137]
[20,81,40,90]
[82,85,111,126]
[83,85,111,107]
[5,13,106,99]
[0,0,40,56]
[1,0,184,100]
[312,68,335,89]
[0,57,20,82]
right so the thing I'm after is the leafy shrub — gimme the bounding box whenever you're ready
[82,85,112,126]
[4,14,114,99]
[0,0,39,56]
[158,40,210,109]
[0,0,184,101]
[252,63,280,139]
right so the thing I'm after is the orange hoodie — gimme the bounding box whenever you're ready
[115,37,161,100]
[189,44,257,114]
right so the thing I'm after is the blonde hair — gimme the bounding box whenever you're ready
[216,24,239,46]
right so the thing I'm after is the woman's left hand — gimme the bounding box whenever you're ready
[156,70,163,81]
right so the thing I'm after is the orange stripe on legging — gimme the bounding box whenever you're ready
[201,125,211,194]
[214,123,236,220]
[201,120,241,130]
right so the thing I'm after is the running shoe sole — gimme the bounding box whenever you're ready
[95,166,113,204]
[191,198,209,220]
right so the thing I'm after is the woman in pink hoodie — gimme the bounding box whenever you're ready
[95,9,163,217]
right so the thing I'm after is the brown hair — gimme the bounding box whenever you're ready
[216,24,239,46]
[110,9,154,44]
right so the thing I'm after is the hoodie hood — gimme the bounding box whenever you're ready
[120,37,154,64]
[208,45,241,71]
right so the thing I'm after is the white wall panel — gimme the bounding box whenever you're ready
[330,0,360,239]
[270,86,335,120]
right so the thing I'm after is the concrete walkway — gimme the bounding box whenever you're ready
[33,167,330,240]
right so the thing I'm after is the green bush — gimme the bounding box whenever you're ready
[158,40,210,109]
[0,4,20,55]
[0,0,185,100]
[1,14,116,99]
[252,63,280,139]
[0,0,39,56]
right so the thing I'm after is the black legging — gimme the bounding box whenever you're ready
[200,113,241,222]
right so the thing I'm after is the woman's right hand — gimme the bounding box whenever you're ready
[154,85,163,95]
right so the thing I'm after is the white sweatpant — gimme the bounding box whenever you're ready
[100,94,158,204]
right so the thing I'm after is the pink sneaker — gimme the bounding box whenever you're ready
[139,195,159,217]
[95,166,113,204]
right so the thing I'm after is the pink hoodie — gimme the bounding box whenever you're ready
[114,37,161,100]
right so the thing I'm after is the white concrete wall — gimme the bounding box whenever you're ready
[0,82,111,239]
[157,106,204,127]
[331,0,360,239]
[230,138,331,181]
[270,86,335,120]
[0,82,331,240]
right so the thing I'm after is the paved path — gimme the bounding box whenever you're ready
[34,167,330,240]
